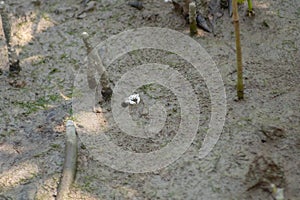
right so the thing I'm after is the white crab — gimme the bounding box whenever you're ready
[125,94,141,105]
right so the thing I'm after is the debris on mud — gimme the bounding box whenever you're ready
[8,79,26,88]
[196,14,212,32]
[128,1,144,10]
[246,156,285,194]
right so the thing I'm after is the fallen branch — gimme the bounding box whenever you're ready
[56,120,78,200]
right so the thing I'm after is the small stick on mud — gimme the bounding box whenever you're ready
[56,120,78,200]
[0,1,21,75]
[189,2,197,36]
[232,0,244,100]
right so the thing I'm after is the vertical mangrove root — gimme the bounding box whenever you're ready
[189,2,197,36]
[81,32,92,54]
[0,1,21,75]
[233,0,244,100]
[246,0,255,16]
[56,120,78,200]
[81,32,112,102]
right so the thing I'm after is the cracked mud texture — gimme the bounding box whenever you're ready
[0,0,299,199]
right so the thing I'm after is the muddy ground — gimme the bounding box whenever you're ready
[0,0,299,199]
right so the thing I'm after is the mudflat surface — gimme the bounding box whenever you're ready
[0,0,299,199]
